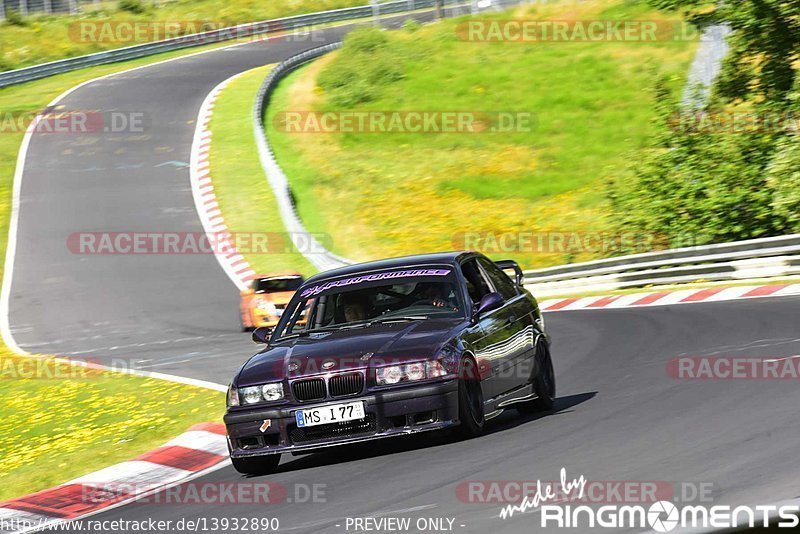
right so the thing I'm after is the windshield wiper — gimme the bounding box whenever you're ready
[368,316,428,325]
[277,327,337,340]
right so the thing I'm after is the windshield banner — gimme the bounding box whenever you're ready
[300,268,452,298]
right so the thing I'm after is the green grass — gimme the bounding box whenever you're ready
[0,352,224,501]
[208,66,316,276]
[266,0,699,269]
[0,0,369,71]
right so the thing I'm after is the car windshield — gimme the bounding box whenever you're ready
[274,268,464,339]
[254,277,303,293]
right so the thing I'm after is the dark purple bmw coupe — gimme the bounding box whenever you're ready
[224,251,555,475]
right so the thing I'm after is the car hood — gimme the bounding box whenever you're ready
[235,318,464,386]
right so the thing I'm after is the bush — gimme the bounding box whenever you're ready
[607,79,787,250]
[317,27,405,107]
[118,0,147,14]
[4,8,27,26]
[403,18,421,33]
[766,134,800,232]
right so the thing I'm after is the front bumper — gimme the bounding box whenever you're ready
[225,380,459,457]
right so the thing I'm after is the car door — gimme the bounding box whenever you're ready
[478,257,537,392]
[459,257,520,400]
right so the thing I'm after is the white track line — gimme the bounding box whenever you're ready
[189,71,257,292]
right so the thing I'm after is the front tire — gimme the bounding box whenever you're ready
[457,357,485,438]
[517,339,556,414]
[231,453,280,475]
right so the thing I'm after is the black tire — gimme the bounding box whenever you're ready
[231,453,280,475]
[517,339,556,414]
[457,357,485,438]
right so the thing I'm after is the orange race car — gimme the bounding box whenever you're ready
[240,274,304,331]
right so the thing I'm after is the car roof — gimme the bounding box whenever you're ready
[303,251,475,285]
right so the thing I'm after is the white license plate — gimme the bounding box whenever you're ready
[295,401,365,428]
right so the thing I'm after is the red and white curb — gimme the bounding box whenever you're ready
[0,423,228,533]
[190,73,256,292]
[537,282,800,312]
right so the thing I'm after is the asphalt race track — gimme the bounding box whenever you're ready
[8,11,449,383]
[8,7,800,534]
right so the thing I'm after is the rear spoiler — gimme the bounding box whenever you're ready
[494,260,524,287]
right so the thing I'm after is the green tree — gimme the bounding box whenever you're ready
[649,0,800,105]
[609,79,784,249]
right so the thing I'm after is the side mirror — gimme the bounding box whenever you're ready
[475,292,504,318]
[252,327,272,344]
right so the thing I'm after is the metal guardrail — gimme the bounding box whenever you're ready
[0,0,442,88]
[250,0,479,272]
[523,234,800,296]
[252,43,354,272]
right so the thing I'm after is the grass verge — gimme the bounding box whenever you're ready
[266,0,698,269]
[0,0,370,71]
[208,66,316,276]
[0,352,224,501]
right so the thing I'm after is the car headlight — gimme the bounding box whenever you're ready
[375,361,449,385]
[425,360,447,378]
[227,384,240,407]
[241,386,262,405]
[255,299,277,314]
[377,366,403,385]
[261,382,284,401]
[231,382,284,406]
[406,362,425,381]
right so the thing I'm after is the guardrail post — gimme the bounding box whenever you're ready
[19,0,27,17]
[435,0,443,19]
[68,0,77,13]
[0,0,5,20]
[44,0,51,14]
[370,0,379,25]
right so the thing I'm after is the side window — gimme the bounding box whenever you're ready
[479,258,518,300]
[460,259,492,303]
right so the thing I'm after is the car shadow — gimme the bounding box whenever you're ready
[247,391,597,477]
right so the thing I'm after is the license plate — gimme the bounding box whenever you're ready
[295,401,365,428]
